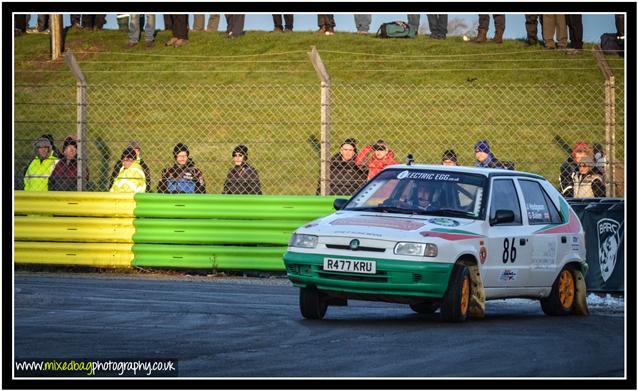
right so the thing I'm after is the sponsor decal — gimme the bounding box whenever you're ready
[428,218,460,227]
[479,246,487,264]
[396,170,460,182]
[597,218,623,282]
[499,269,517,282]
[571,235,580,251]
[330,217,424,231]
[397,170,410,179]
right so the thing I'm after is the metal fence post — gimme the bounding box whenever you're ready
[308,46,331,196]
[593,45,616,197]
[63,50,87,191]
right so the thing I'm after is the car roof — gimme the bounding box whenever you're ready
[384,164,546,180]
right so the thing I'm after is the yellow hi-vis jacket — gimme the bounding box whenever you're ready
[110,161,146,193]
[23,154,59,191]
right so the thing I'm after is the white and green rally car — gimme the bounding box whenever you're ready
[284,164,588,322]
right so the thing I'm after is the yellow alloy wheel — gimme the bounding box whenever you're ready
[558,270,575,309]
[460,275,470,315]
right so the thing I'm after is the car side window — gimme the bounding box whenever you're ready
[518,180,562,225]
[489,179,522,225]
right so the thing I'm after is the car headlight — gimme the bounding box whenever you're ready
[289,233,318,248]
[394,242,438,257]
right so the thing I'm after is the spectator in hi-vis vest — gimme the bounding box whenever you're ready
[23,135,59,191]
[110,147,146,193]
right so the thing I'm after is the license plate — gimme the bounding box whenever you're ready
[323,258,376,274]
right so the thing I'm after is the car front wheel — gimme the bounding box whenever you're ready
[440,264,471,322]
[299,287,327,319]
[541,267,576,316]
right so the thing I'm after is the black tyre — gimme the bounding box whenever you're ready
[440,264,471,322]
[299,288,327,320]
[409,299,439,314]
[541,267,576,316]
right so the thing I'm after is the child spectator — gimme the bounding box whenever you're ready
[157,143,206,194]
[355,139,400,180]
[23,136,59,191]
[572,156,606,198]
[48,136,89,191]
[559,141,592,197]
[110,147,146,193]
[223,145,262,194]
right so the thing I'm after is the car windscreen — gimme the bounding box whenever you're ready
[345,169,487,219]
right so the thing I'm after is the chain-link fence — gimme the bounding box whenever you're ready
[14,80,624,196]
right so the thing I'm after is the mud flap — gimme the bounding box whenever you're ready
[573,269,589,315]
[468,264,486,318]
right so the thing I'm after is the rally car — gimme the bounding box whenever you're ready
[284,165,588,322]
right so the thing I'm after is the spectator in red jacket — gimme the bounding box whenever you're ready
[48,135,89,191]
[355,139,400,180]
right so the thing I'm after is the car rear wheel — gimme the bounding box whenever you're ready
[299,287,327,319]
[440,264,471,322]
[541,267,576,316]
[409,299,439,314]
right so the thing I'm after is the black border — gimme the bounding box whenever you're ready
[4,1,636,389]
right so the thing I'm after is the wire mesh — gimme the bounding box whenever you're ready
[14,81,625,196]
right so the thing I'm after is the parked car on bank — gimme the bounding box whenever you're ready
[284,164,588,322]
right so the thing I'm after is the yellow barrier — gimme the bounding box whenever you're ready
[14,191,135,217]
[14,216,135,243]
[14,242,133,268]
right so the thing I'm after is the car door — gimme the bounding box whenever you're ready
[483,178,533,288]
[517,179,565,287]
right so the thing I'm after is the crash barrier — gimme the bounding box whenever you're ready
[568,198,624,292]
[14,191,339,270]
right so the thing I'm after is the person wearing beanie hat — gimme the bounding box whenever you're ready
[110,146,147,193]
[23,136,59,191]
[572,155,605,198]
[109,140,151,192]
[48,135,89,191]
[157,143,206,194]
[316,137,367,195]
[41,134,61,158]
[441,149,458,166]
[355,139,400,180]
[474,139,506,169]
[223,144,262,194]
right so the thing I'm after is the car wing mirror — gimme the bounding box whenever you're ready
[490,209,515,226]
[333,198,348,210]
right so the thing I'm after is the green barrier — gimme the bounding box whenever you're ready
[132,244,287,271]
[133,218,301,245]
[133,193,340,220]
[14,191,136,217]
[14,216,135,243]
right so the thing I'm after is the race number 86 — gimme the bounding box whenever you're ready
[502,237,517,263]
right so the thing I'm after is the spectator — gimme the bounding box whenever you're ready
[27,14,49,33]
[80,14,106,31]
[441,149,458,166]
[542,14,567,49]
[48,136,89,191]
[355,139,400,180]
[316,14,335,35]
[158,143,206,194]
[165,14,189,47]
[70,14,81,30]
[473,140,506,169]
[110,140,151,192]
[572,156,605,198]
[273,14,293,32]
[116,14,129,31]
[163,14,172,31]
[354,14,370,35]
[407,14,420,34]
[525,14,540,46]
[128,14,155,49]
[427,14,448,39]
[473,14,505,44]
[317,138,368,196]
[615,14,624,39]
[565,14,583,50]
[15,14,28,36]
[223,145,262,194]
[41,134,61,158]
[193,14,220,32]
[23,136,59,191]
[110,147,147,193]
[226,14,245,39]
